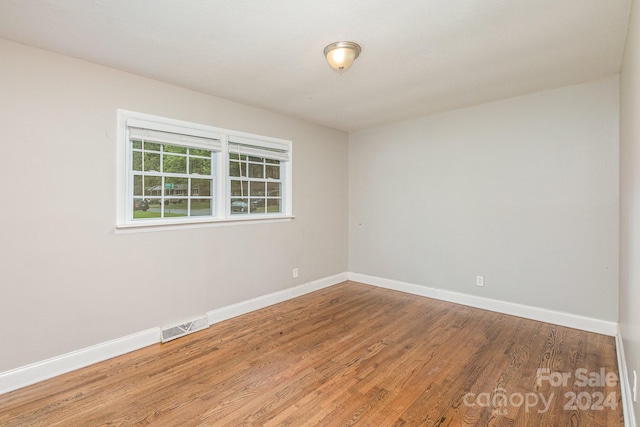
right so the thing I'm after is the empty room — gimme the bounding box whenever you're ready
[1,0,639,425]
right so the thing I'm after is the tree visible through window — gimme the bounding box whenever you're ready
[118,110,292,228]
[130,129,216,220]
[229,154,282,215]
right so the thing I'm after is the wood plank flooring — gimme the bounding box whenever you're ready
[0,281,623,426]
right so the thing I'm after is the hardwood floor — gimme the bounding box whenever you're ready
[0,282,623,426]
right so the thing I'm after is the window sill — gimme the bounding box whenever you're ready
[115,215,295,234]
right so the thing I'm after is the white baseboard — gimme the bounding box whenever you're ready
[0,272,348,396]
[348,272,618,336]
[616,324,637,427]
[207,272,348,325]
[0,328,160,396]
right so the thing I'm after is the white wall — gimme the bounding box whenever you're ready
[0,39,348,372]
[349,78,619,321]
[620,0,640,420]
[0,33,625,383]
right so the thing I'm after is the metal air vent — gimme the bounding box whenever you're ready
[161,317,209,343]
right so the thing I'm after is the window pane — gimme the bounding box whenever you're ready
[248,163,264,178]
[248,156,263,162]
[132,196,160,219]
[163,201,187,217]
[132,151,142,171]
[164,145,186,154]
[190,148,211,157]
[191,199,212,216]
[267,182,280,197]
[147,198,161,208]
[229,161,239,177]
[165,177,188,197]
[144,152,161,172]
[144,142,161,152]
[145,176,162,197]
[229,161,247,177]
[163,154,187,174]
[191,178,212,196]
[266,165,280,179]
[250,182,266,197]
[266,158,279,164]
[132,140,142,150]
[251,199,266,213]
[230,198,248,214]
[190,157,211,175]
[133,175,143,196]
[230,180,248,197]
[267,198,281,213]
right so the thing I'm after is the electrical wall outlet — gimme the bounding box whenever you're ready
[293,268,299,279]
[476,276,484,287]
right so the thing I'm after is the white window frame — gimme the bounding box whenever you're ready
[116,110,293,232]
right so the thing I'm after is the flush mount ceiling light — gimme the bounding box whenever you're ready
[323,41,361,74]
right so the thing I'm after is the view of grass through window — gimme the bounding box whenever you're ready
[229,153,282,215]
[132,138,214,219]
[123,115,291,226]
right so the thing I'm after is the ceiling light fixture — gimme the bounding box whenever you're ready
[323,41,361,74]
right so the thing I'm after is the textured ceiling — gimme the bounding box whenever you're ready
[0,0,632,131]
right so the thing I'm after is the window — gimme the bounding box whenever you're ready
[130,128,218,220]
[117,110,292,229]
[228,136,289,216]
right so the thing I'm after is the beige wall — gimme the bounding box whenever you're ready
[0,31,627,388]
[349,78,619,321]
[620,0,640,421]
[0,39,348,372]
